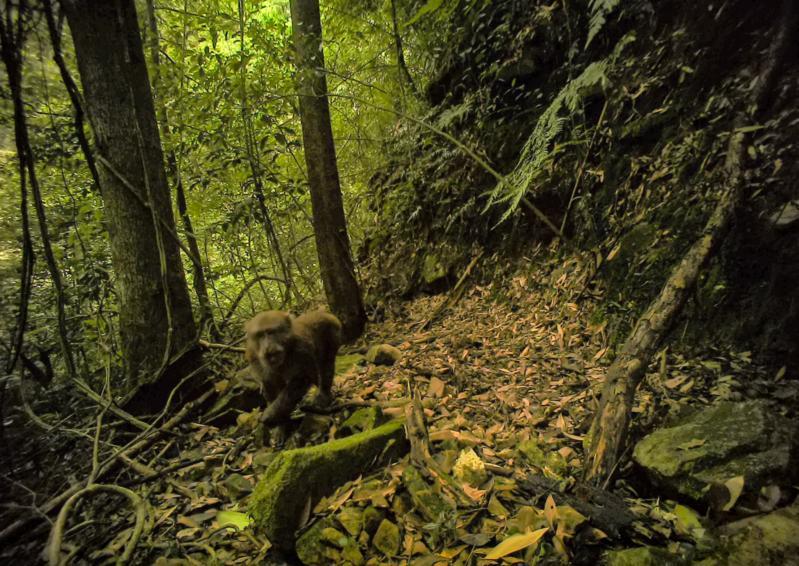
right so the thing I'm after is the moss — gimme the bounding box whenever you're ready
[633,401,798,501]
[401,465,455,522]
[604,546,685,566]
[335,353,365,375]
[338,406,385,437]
[248,420,408,550]
[712,502,799,565]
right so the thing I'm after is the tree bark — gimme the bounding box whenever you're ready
[389,0,418,103]
[144,0,218,339]
[62,0,199,402]
[583,0,797,486]
[290,0,366,341]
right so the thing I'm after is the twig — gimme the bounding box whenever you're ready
[198,339,245,354]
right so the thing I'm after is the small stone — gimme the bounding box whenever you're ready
[365,344,402,366]
[372,519,400,557]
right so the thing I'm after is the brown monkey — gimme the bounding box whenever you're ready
[244,310,341,427]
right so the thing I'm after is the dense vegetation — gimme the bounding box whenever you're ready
[1,0,798,563]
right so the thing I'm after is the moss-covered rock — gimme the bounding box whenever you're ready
[338,406,386,437]
[365,344,402,366]
[709,501,799,565]
[633,401,799,501]
[517,439,568,477]
[421,252,448,286]
[248,420,408,550]
[604,546,685,566]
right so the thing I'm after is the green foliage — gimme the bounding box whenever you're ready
[488,61,609,221]
[586,0,621,48]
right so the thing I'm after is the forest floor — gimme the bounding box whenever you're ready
[100,247,791,566]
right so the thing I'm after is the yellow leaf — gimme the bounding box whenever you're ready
[484,527,549,560]
[722,476,745,511]
[544,495,557,528]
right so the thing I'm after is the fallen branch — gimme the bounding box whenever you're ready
[0,387,214,547]
[404,387,472,507]
[583,0,797,487]
[47,484,147,566]
[198,338,245,354]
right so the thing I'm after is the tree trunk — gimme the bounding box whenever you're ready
[144,0,218,339]
[583,1,797,486]
[290,0,366,341]
[62,0,200,404]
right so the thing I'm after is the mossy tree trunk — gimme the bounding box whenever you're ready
[290,0,366,342]
[63,0,199,402]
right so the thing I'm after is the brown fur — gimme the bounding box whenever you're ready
[244,310,341,426]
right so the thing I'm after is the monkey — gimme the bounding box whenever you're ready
[244,310,341,433]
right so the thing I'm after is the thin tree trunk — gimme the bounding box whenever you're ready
[389,0,418,102]
[583,1,797,486]
[42,0,100,192]
[237,0,294,307]
[62,0,199,405]
[144,0,218,339]
[1,1,76,380]
[290,0,366,341]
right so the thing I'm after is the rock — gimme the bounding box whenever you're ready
[338,406,386,437]
[708,501,799,565]
[604,546,685,566]
[402,465,455,522]
[222,473,253,499]
[248,420,408,550]
[372,519,400,558]
[336,353,365,375]
[633,401,799,501]
[421,252,448,286]
[365,344,402,366]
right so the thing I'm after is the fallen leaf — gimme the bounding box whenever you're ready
[722,476,745,511]
[427,376,446,398]
[215,510,252,531]
[484,527,548,560]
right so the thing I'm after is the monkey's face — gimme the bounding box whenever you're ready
[245,311,294,370]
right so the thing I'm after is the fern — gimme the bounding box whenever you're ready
[488,61,609,221]
[586,0,621,48]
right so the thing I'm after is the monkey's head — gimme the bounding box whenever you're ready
[244,311,294,369]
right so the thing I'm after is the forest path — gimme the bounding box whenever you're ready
[337,251,606,464]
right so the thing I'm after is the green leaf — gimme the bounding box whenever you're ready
[215,510,252,531]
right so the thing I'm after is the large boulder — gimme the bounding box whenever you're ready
[633,401,799,501]
[248,420,408,550]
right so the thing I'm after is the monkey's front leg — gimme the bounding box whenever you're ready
[260,378,309,426]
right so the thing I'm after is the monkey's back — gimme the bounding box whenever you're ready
[294,311,342,355]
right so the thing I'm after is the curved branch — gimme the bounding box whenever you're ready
[220,275,289,328]
[47,484,147,566]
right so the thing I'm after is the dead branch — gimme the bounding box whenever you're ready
[583,0,797,486]
[46,484,147,566]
